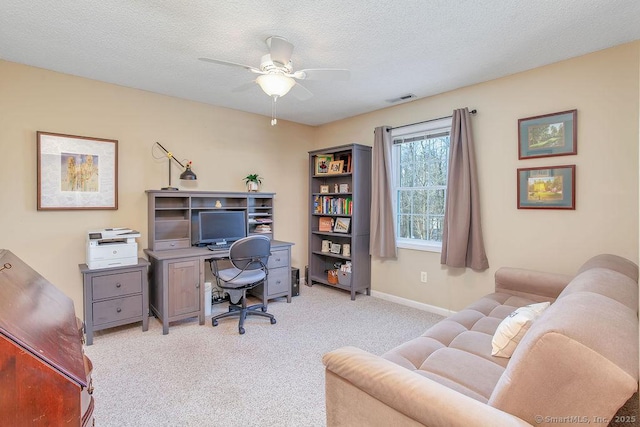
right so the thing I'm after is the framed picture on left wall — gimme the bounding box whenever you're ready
[37,131,118,210]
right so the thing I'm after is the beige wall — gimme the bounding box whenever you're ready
[1,41,638,317]
[315,41,639,311]
[0,60,314,316]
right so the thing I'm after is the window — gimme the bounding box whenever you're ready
[392,117,452,251]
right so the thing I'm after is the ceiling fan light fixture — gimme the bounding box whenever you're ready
[256,74,296,97]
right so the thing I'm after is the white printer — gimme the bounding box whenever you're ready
[86,228,141,270]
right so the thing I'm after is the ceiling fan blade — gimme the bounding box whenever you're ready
[293,69,350,81]
[198,57,262,74]
[266,36,294,66]
[289,82,313,101]
[231,81,258,92]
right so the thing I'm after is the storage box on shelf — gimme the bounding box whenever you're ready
[308,144,371,300]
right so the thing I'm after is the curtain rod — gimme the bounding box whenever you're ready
[386,109,477,132]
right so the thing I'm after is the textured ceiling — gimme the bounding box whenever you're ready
[1,1,639,126]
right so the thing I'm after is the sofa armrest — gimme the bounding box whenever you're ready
[495,267,573,300]
[322,346,531,427]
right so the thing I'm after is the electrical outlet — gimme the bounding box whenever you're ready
[420,272,428,283]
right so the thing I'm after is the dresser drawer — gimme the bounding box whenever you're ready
[93,294,143,326]
[267,267,289,295]
[92,271,142,300]
[267,249,288,269]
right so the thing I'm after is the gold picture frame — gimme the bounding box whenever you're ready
[327,160,344,174]
[315,154,333,175]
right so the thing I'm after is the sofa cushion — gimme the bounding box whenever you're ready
[577,253,639,281]
[491,302,550,358]
[558,267,638,311]
[382,291,542,403]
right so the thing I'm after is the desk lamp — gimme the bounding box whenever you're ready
[154,142,197,191]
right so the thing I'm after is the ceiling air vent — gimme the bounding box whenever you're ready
[386,93,416,103]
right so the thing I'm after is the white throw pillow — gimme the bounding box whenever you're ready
[491,302,550,358]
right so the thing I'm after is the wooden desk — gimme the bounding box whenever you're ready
[1,249,94,426]
[144,240,293,334]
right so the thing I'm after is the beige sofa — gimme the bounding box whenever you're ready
[323,254,639,426]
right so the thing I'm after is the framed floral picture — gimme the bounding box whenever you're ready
[37,131,118,210]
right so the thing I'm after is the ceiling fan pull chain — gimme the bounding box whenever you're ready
[271,95,278,126]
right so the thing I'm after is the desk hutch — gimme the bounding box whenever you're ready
[144,190,293,334]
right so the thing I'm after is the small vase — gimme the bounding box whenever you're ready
[247,182,259,192]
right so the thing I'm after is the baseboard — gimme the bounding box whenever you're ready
[370,290,456,317]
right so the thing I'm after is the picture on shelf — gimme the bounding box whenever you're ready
[319,217,333,232]
[336,153,352,173]
[338,183,349,193]
[319,184,329,194]
[328,160,345,174]
[330,243,342,254]
[333,217,351,233]
[315,154,333,174]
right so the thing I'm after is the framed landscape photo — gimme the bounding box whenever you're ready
[518,109,577,159]
[327,160,344,174]
[315,154,333,175]
[517,165,575,210]
[333,217,351,233]
[37,131,118,210]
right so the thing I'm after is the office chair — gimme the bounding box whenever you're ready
[209,235,276,334]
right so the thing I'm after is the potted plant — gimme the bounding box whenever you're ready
[243,174,262,192]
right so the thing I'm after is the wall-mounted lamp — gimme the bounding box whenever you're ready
[154,142,197,191]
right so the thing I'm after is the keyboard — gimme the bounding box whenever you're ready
[207,243,232,251]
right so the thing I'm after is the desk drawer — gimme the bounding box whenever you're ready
[268,249,288,269]
[155,239,191,251]
[93,294,142,326]
[92,271,142,300]
[267,267,289,295]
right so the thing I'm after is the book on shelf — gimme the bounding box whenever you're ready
[314,196,352,215]
[318,217,333,232]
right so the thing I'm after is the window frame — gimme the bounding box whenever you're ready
[391,117,452,252]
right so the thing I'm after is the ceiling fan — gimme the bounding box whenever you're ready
[199,36,350,125]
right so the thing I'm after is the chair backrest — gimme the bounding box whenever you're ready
[228,235,271,271]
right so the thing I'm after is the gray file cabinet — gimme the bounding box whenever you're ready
[79,259,150,345]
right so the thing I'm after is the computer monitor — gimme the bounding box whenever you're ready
[197,210,246,246]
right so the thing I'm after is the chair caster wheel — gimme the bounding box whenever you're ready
[239,327,245,334]
[270,318,277,325]
[212,319,218,327]
[261,306,267,312]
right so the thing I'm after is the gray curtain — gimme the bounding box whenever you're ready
[370,126,397,259]
[440,108,489,270]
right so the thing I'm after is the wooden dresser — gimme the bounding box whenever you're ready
[0,249,94,426]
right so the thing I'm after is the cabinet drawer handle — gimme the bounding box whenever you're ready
[116,307,122,313]
[195,283,200,288]
[116,283,121,288]
[276,280,281,284]
[88,379,94,395]
[276,258,281,262]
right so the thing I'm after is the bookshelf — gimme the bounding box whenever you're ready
[308,143,371,300]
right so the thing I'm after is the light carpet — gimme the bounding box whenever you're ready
[84,284,444,426]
